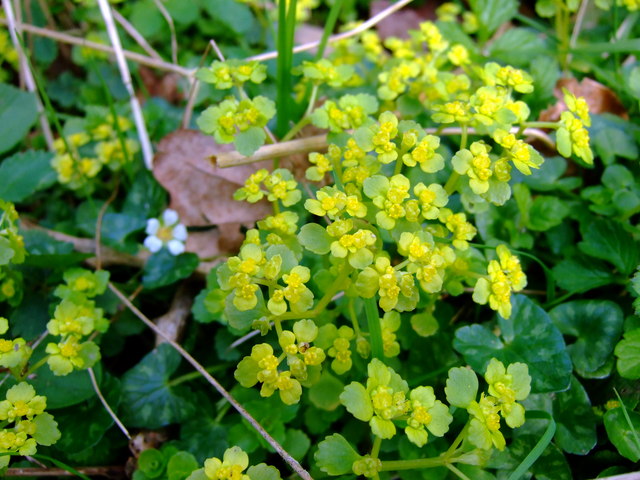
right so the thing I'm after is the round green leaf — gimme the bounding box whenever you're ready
[445,366,478,408]
[615,328,640,379]
[315,433,361,476]
[309,371,344,411]
[247,464,282,480]
[550,300,623,378]
[454,295,572,393]
[167,451,199,480]
[143,251,199,289]
[0,83,38,154]
[340,382,373,421]
[138,449,166,478]
[604,407,640,462]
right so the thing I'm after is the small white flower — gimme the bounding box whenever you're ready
[144,209,188,255]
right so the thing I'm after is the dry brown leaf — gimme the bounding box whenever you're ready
[540,77,628,122]
[138,66,183,103]
[153,129,272,227]
[371,0,436,40]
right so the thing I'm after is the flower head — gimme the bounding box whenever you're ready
[144,209,188,256]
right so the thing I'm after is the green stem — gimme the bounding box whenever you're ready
[272,201,281,215]
[22,355,49,380]
[445,422,469,458]
[304,85,319,117]
[347,299,362,337]
[167,365,225,387]
[277,265,351,321]
[281,116,311,143]
[444,172,460,195]
[380,456,447,471]
[459,124,468,150]
[446,463,472,480]
[371,436,382,459]
[364,297,384,361]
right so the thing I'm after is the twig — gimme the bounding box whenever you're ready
[88,367,132,441]
[153,281,195,346]
[112,9,163,61]
[30,329,49,351]
[247,0,415,62]
[0,19,192,76]
[567,0,589,65]
[96,0,154,169]
[5,466,125,478]
[216,127,555,168]
[2,0,54,150]
[181,41,212,128]
[152,0,178,65]
[228,328,265,350]
[107,282,313,480]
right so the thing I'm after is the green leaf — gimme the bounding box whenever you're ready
[201,0,257,36]
[315,433,361,476]
[28,363,100,409]
[235,127,266,157]
[470,0,518,36]
[0,83,38,154]
[282,429,310,461]
[410,312,439,337]
[628,65,640,100]
[167,451,199,480]
[32,412,61,446]
[550,300,623,378]
[247,464,282,480]
[578,218,639,275]
[615,329,640,379]
[552,376,597,455]
[21,230,90,268]
[309,371,344,411]
[298,223,332,255]
[527,196,570,231]
[445,366,478,408]
[143,251,199,289]
[604,407,640,462]
[138,449,166,479]
[454,295,572,393]
[591,114,638,165]
[224,289,266,331]
[488,28,547,67]
[552,257,616,293]
[0,150,56,202]
[340,382,373,421]
[120,344,194,429]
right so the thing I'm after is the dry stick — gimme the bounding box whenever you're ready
[88,367,132,441]
[2,0,54,150]
[247,0,415,62]
[0,19,191,76]
[95,178,120,271]
[181,41,212,128]
[96,0,154,170]
[112,9,163,61]
[152,0,178,65]
[5,466,125,478]
[107,283,313,480]
[216,127,555,168]
[566,0,590,66]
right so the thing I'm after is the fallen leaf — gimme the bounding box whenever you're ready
[138,66,183,103]
[153,129,272,227]
[540,77,628,122]
[371,0,436,40]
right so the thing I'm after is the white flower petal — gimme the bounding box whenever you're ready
[167,240,185,256]
[145,218,160,235]
[172,224,188,241]
[144,236,163,253]
[162,209,179,226]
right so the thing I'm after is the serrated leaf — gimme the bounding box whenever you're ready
[615,329,640,379]
[454,295,572,393]
[489,28,547,67]
[282,429,310,461]
[32,412,61,446]
[0,150,56,202]
[315,434,361,475]
[340,382,373,421]
[247,464,282,480]
[578,218,639,275]
[550,300,623,378]
[120,344,194,429]
[0,83,38,154]
[527,196,570,231]
[167,451,199,480]
[604,407,640,462]
[553,376,597,455]
[471,0,518,35]
[143,251,199,289]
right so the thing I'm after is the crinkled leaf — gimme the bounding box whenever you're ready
[553,376,597,455]
[578,218,639,275]
[315,433,361,475]
[550,300,623,378]
[604,407,640,462]
[454,295,572,392]
[120,344,194,428]
[615,329,640,379]
[143,251,199,289]
[0,150,56,202]
[0,83,38,154]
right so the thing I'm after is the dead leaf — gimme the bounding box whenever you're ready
[138,66,183,103]
[540,77,628,122]
[371,0,436,40]
[153,129,272,227]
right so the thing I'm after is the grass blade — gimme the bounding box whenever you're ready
[507,410,556,480]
